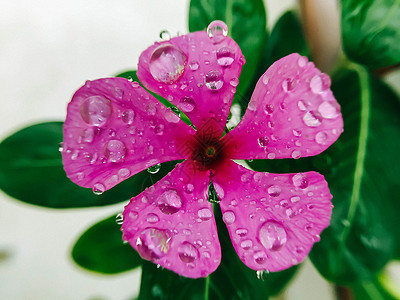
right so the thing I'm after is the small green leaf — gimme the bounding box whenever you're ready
[189,0,267,103]
[341,0,400,69]
[137,205,298,299]
[0,122,179,208]
[72,215,142,274]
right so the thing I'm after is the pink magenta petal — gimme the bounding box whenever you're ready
[62,77,195,192]
[137,30,244,137]
[223,53,343,160]
[121,160,221,278]
[214,160,332,272]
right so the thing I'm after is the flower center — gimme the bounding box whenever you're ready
[204,146,216,158]
[190,135,225,171]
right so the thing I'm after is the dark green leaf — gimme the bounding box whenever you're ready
[351,272,400,300]
[138,205,298,300]
[0,122,179,208]
[189,0,267,105]
[72,214,142,274]
[341,0,400,69]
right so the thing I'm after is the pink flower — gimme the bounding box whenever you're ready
[62,21,343,278]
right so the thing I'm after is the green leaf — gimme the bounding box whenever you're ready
[138,205,298,300]
[72,214,142,274]
[351,271,400,300]
[341,0,400,69]
[188,0,267,103]
[0,122,179,208]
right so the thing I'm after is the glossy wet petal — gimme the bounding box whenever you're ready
[137,29,244,137]
[62,78,195,192]
[121,161,221,278]
[223,53,343,160]
[214,160,332,272]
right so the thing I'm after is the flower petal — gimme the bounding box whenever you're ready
[62,78,195,192]
[137,30,244,137]
[121,160,221,278]
[223,53,343,160]
[214,160,332,272]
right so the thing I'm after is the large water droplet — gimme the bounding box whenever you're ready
[292,173,309,189]
[303,111,322,127]
[216,47,235,67]
[118,168,131,178]
[158,189,182,215]
[93,183,105,195]
[178,96,196,112]
[223,211,236,224]
[207,20,228,43]
[268,185,281,197]
[205,70,224,90]
[104,140,126,163]
[147,163,161,174]
[291,150,301,159]
[178,242,199,263]
[80,96,112,127]
[315,131,328,144]
[318,101,339,119]
[198,208,212,221]
[122,109,135,124]
[149,44,187,84]
[165,108,180,123]
[310,74,330,94]
[257,136,269,148]
[136,228,171,261]
[230,77,239,87]
[259,221,287,251]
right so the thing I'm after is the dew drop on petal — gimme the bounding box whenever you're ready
[262,74,270,85]
[159,30,171,41]
[198,208,212,221]
[136,228,171,261]
[259,221,287,251]
[158,189,182,215]
[178,242,199,263]
[178,96,196,112]
[241,239,253,250]
[81,128,94,143]
[292,173,309,189]
[118,168,131,178]
[282,78,295,92]
[291,150,301,159]
[115,213,124,225]
[93,183,105,195]
[310,74,323,94]
[205,70,224,90]
[207,20,228,43]
[223,211,236,225]
[149,44,187,84]
[268,185,281,197]
[165,108,180,123]
[146,213,160,224]
[315,131,328,144]
[303,111,322,127]
[122,109,135,124]
[184,183,194,194]
[264,104,274,114]
[189,61,199,71]
[147,163,161,174]
[254,251,267,264]
[298,56,307,67]
[292,129,302,137]
[230,77,239,87]
[80,96,112,127]
[256,270,270,281]
[297,100,307,111]
[290,196,301,203]
[318,101,339,119]
[236,228,248,237]
[104,140,126,163]
[257,136,269,148]
[216,47,235,67]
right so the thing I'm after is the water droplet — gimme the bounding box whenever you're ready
[236,228,248,237]
[297,100,307,111]
[149,44,187,84]
[81,128,94,143]
[147,163,161,174]
[165,108,180,123]
[310,74,331,94]
[158,189,182,215]
[122,109,135,124]
[159,30,171,40]
[257,136,269,148]
[154,124,164,135]
[267,153,276,159]
[216,47,235,66]
[184,183,194,194]
[178,242,199,263]
[207,20,228,43]
[205,70,224,90]
[262,74,269,85]
[189,61,199,71]
[303,111,322,127]
[80,96,112,127]
[315,131,328,144]
[92,183,105,195]
[115,213,124,225]
[198,208,212,221]
[256,270,270,281]
[136,228,171,261]
[230,77,239,87]
[118,168,131,178]
[146,213,160,224]
[104,140,126,163]
[259,221,287,251]
[178,96,196,112]
[290,196,301,203]
[295,246,304,254]
[268,185,281,197]
[282,78,295,92]
[241,239,253,250]
[298,56,307,67]
[318,101,339,119]
[292,173,309,189]
[264,104,274,114]
[223,211,236,224]
[291,150,301,159]
[254,251,267,264]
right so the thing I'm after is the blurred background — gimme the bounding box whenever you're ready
[1,0,399,299]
